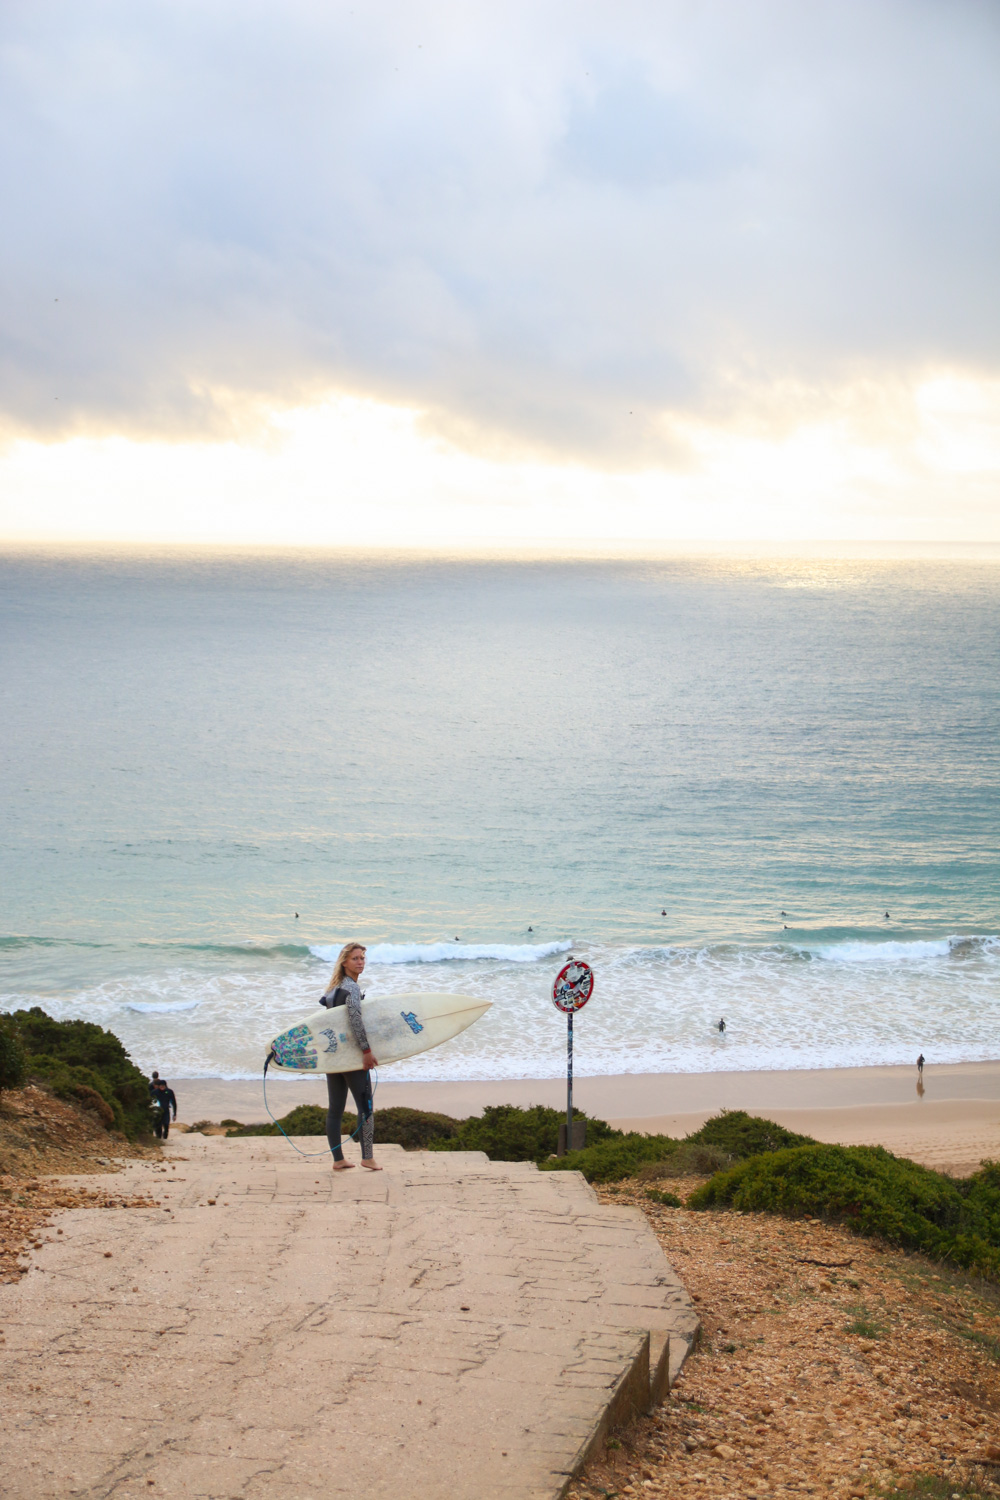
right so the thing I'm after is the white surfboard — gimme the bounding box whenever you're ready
[267,992,491,1074]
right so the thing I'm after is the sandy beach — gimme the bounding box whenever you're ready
[171,1060,1000,1176]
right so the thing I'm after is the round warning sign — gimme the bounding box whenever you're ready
[552,959,594,1013]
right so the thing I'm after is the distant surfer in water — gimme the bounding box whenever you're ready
[717,1018,726,1034]
[321,942,381,1171]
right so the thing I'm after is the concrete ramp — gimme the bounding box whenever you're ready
[0,1136,698,1499]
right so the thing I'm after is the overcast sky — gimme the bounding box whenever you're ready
[2,0,999,544]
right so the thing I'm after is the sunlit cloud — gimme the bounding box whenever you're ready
[1,0,998,541]
[3,374,998,546]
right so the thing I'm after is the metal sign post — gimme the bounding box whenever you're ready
[551,958,594,1153]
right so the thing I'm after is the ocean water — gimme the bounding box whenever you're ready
[2,549,999,1083]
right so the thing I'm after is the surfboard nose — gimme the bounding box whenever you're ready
[438,998,492,1019]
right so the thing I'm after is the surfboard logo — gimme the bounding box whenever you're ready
[401,1011,423,1034]
[317,1028,338,1054]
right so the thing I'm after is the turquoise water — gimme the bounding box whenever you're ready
[2,549,999,1080]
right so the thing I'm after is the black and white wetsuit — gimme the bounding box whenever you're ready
[320,978,374,1161]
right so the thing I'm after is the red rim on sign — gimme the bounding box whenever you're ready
[552,959,594,1013]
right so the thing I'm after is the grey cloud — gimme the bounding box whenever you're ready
[1,0,998,462]
[558,71,744,187]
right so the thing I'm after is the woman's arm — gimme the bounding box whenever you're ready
[343,980,375,1059]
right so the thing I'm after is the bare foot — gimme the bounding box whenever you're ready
[360,1159,383,1171]
[332,1160,356,1171]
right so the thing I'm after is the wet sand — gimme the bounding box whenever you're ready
[171,1061,1000,1175]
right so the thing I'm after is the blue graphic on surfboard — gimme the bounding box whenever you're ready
[268,992,490,1073]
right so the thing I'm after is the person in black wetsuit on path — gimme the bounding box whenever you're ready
[321,941,381,1172]
[151,1079,176,1139]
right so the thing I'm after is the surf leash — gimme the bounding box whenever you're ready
[262,1050,377,1160]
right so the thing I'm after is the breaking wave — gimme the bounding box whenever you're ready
[310,939,573,965]
[124,999,202,1014]
[800,934,998,964]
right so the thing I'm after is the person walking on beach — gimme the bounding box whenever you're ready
[917,1053,925,1076]
[151,1078,177,1140]
[321,941,381,1172]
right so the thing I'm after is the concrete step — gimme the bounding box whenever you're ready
[0,1134,699,1499]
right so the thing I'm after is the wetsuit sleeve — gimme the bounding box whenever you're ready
[344,980,371,1053]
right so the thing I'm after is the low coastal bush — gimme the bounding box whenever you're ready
[688,1144,1000,1280]
[541,1110,816,1184]
[370,1106,462,1148]
[228,1103,463,1148]
[428,1103,619,1165]
[685,1109,815,1160]
[228,1103,328,1136]
[542,1131,679,1182]
[0,1021,27,1097]
[229,1101,611,1160]
[225,1102,829,1191]
[3,1007,152,1139]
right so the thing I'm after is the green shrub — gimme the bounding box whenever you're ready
[228,1103,327,1136]
[428,1103,619,1165]
[540,1111,814,1185]
[371,1106,461,1148]
[688,1143,1000,1280]
[0,1021,27,1096]
[542,1131,679,1183]
[228,1103,463,1145]
[685,1110,815,1159]
[4,1008,153,1139]
[646,1188,683,1207]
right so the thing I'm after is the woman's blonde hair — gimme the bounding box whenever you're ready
[328,941,366,991]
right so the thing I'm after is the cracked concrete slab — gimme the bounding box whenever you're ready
[0,1135,698,1498]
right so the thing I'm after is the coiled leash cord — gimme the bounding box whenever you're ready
[262,1050,377,1160]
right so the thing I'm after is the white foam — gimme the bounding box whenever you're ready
[124,999,202,1013]
[9,932,1000,1083]
[807,937,959,964]
[310,940,573,965]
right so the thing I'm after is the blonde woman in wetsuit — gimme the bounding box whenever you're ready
[320,941,382,1171]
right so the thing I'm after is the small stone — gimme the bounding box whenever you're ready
[104,1252,112,1258]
